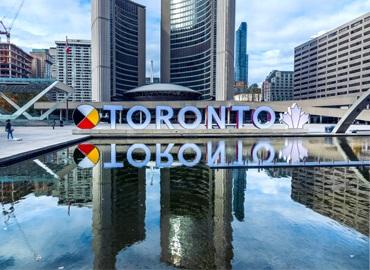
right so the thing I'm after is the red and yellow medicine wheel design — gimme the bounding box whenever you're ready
[73,105,100,129]
[73,144,100,168]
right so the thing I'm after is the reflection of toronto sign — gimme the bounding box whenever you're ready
[74,140,309,169]
[73,104,309,130]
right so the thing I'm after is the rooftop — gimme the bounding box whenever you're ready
[123,83,202,101]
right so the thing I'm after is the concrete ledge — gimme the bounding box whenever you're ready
[72,128,314,138]
[72,127,370,138]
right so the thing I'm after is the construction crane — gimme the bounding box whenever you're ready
[0,0,25,77]
[0,0,25,43]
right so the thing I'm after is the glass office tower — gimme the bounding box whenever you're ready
[161,0,235,100]
[235,22,248,86]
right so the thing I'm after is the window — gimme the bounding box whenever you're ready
[351,20,362,28]
[339,26,349,33]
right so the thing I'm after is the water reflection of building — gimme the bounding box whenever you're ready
[232,169,246,221]
[160,165,233,269]
[92,155,146,270]
[265,168,292,178]
[57,169,93,206]
[291,167,370,236]
[0,182,34,204]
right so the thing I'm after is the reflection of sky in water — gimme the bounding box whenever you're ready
[0,195,93,270]
[232,170,369,270]
[0,167,368,270]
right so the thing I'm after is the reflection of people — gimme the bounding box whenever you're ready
[2,203,15,226]
[5,120,14,140]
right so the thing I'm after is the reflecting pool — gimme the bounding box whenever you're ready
[0,137,369,270]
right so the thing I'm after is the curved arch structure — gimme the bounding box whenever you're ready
[0,79,73,121]
[332,89,370,134]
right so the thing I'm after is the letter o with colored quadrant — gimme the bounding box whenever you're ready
[73,144,100,168]
[73,105,100,129]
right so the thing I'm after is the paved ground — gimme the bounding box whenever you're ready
[0,126,89,164]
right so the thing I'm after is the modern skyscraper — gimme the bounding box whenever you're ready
[30,49,53,79]
[235,22,249,86]
[294,12,370,100]
[161,0,235,100]
[0,43,32,78]
[262,70,294,101]
[92,0,146,102]
[55,39,91,102]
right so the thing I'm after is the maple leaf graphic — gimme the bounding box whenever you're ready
[280,103,309,129]
[281,139,308,163]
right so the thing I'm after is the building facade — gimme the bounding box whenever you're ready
[294,12,370,100]
[91,0,146,102]
[145,77,160,84]
[55,39,91,102]
[262,70,293,101]
[292,167,369,236]
[49,47,57,79]
[161,0,235,101]
[235,22,248,86]
[0,43,32,78]
[30,49,53,79]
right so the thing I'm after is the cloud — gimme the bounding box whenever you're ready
[1,0,369,83]
[236,0,370,84]
[0,0,90,49]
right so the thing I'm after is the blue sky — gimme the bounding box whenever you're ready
[0,0,369,84]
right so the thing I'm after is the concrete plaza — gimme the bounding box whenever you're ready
[0,126,88,165]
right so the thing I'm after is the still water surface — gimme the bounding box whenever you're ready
[0,137,369,270]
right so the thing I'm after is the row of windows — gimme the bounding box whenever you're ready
[295,23,369,55]
[296,41,368,62]
[295,66,369,79]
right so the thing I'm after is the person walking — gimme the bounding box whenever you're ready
[52,119,56,130]
[5,120,14,140]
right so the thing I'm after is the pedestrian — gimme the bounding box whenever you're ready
[52,119,56,130]
[5,120,14,140]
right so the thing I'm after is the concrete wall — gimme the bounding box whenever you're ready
[216,0,235,101]
[91,0,111,102]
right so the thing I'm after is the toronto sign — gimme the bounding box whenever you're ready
[73,103,310,130]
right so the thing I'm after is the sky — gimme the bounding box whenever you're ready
[0,0,369,85]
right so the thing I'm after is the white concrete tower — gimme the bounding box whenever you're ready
[216,0,236,101]
[91,0,111,102]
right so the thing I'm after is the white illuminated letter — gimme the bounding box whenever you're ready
[178,106,202,129]
[233,140,244,165]
[231,106,250,129]
[252,142,275,163]
[252,106,276,129]
[103,105,123,129]
[127,144,151,168]
[127,106,151,129]
[207,141,226,166]
[104,144,123,168]
[156,143,174,168]
[178,143,202,167]
[156,106,174,129]
[207,106,226,129]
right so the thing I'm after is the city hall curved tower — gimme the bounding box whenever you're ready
[161,0,235,100]
[92,0,146,101]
